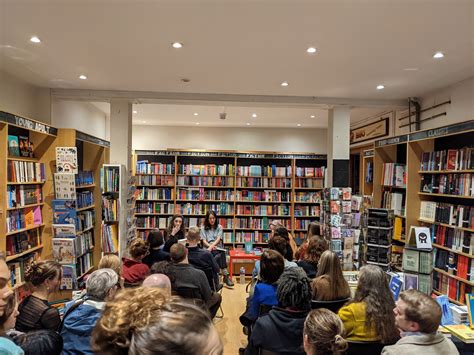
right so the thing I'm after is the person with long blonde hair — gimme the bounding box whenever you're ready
[311,250,350,301]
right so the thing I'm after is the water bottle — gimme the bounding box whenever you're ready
[240,267,246,285]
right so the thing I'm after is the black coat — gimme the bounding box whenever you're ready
[163,230,185,252]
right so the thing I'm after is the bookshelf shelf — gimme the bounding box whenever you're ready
[7,156,39,162]
[234,228,270,231]
[6,224,44,236]
[176,185,234,189]
[237,175,291,178]
[77,266,94,280]
[181,214,234,217]
[76,204,95,212]
[136,199,171,202]
[178,174,234,177]
[235,200,291,204]
[432,290,463,306]
[6,202,44,211]
[6,244,43,262]
[382,185,406,189]
[417,218,474,233]
[433,243,474,259]
[418,170,474,174]
[433,267,474,286]
[77,226,94,235]
[7,181,45,185]
[135,173,174,176]
[176,199,234,203]
[293,187,323,190]
[418,192,474,199]
[293,201,321,204]
[236,187,292,190]
[76,184,96,189]
[136,184,174,187]
[395,214,406,219]
[134,213,174,216]
[235,214,291,218]
[295,176,324,179]
[294,215,320,218]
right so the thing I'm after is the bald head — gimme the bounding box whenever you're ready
[142,274,172,297]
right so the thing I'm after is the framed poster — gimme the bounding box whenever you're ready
[350,117,389,144]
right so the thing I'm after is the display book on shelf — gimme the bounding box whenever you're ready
[132,150,326,250]
[321,187,363,271]
[51,146,95,290]
[0,110,58,300]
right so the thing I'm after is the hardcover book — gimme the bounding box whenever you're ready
[52,200,77,226]
[18,135,30,158]
[53,238,76,264]
[7,135,20,156]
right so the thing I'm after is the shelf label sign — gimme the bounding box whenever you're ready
[0,111,57,135]
[408,120,474,141]
[375,134,408,147]
[351,117,389,144]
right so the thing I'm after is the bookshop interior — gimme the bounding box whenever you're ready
[0,1,474,355]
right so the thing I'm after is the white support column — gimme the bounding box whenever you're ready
[327,107,351,187]
[110,99,132,170]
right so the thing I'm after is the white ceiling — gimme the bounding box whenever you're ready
[1,0,473,127]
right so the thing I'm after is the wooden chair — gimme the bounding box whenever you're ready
[310,297,350,313]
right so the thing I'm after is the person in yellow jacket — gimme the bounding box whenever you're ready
[338,265,399,344]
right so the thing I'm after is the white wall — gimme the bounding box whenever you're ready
[0,70,51,123]
[52,99,109,140]
[132,125,327,153]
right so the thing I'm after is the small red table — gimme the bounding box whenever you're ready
[229,249,261,280]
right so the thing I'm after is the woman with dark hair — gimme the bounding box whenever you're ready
[312,250,350,301]
[14,330,63,355]
[297,236,328,278]
[338,265,399,344]
[296,222,321,261]
[0,293,22,354]
[163,214,186,252]
[273,226,296,261]
[303,309,348,355]
[200,210,234,287]
[16,260,62,332]
[249,250,285,320]
[142,230,170,268]
[122,238,150,285]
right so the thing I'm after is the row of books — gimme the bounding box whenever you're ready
[76,191,94,209]
[77,252,94,277]
[236,165,292,177]
[7,134,35,158]
[435,249,474,281]
[7,161,46,183]
[136,217,168,229]
[382,191,404,216]
[294,205,320,217]
[136,175,174,186]
[236,190,290,202]
[236,205,290,216]
[434,224,474,254]
[178,164,234,176]
[235,217,291,229]
[7,185,42,208]
[101,224,119,253]
[420,173,474,196]
[137,188,173,200]
[6,231,41,256]
[433,270,473,304]
[77,210,95,232]
[53,233,94,264]
[101,166,120,193]
[294,178,324,189]
[420,148,474,171]
[234,232,271,243]
[7,252,39,288]
[176,188,234,201]
[177,176,233,187]
[420,201,474,228]
[381,163,406,188]
[75,171,94,186]
[235,177,292,188]
[136,161,175,175]
[6,206,43,233]
[135,202,174,214]
[294,219,318,230]
[102,198,118,221]
[177,203,234,215]
[294,191,321,203]
[295,167,325,178]
[403,249,433,274]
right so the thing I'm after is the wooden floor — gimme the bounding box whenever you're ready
[214,282,249,355]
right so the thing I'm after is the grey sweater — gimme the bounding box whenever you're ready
[171,263,212,301]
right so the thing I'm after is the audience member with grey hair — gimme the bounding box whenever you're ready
[60,269,119,354]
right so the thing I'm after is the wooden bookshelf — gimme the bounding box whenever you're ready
[417,192,474,199]
[432,290,463,306]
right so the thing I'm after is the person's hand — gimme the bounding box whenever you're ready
[208,245,215,251]
[172,225,180,236]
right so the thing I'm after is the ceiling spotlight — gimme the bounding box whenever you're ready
[404,68,419,71]
[433,51,444,59]
[193,112,199,116]
[246,123,251,126]
[281,81,289,87]
[376,84,385,90]
[306,47,317,54]
[133,110,138,114]
[79,74,88,80]
[30,36,41,43]
[310,115,315,118]
[297,123,301,127]
[172,42,183,49]
[181,78,191,83]
[252,113,257,118]
[196,122,200,125]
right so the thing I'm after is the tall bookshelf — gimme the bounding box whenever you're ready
[132,150,326,249]
[0,111,57,300]
[362,149,374,196]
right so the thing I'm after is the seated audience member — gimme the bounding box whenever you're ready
[382,289,459,355]
[0,276,22,354]
[16,260,62,332]
[61,269,119,354]
[99,253,124,288]
[91,287,223,355]
[338,265,399,344]
[249,250,284,320]
[245,267,312,355]
[252,236,297,279]
[295,222,321,261]
[303,308,348,355]
[297,236,328,278]
[312,250,351,301]
[142,230,170,268]
[170,243,222,319]
[122,238,150,285]
[14,330,63,355]
[142,274,172,298]
[273,226,296,261]
[163,214,186,252]
[187,226,220,289]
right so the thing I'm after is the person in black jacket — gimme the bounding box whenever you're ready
[296,236,328,279]
[163,215,186,252]
[245,267,312,355]
[142,230,170,268]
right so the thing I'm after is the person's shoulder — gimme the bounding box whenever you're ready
[0,337,24,355]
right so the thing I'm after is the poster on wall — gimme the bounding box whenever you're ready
[350,117,389,144]
[56,147,78,173]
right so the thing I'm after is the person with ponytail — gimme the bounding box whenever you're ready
[16,260,62,332]
[303,308,348,355]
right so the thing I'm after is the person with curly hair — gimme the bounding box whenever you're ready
[91,287,223,355]
[304,308,348,355]
[15,260,62,332]
[295,222,321,261]
[338,265,399,344]
[297,236,328,278]
[122,238,150,285]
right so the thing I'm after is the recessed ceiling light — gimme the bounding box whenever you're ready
[246,123,251,126]
[297,123,301,127]
[310,115,315,118]
[196,122,200,125]
[30,36,41,43]
[433,51,444,59]
[79,74,88,80]
[142,120,147,123]
[252,113,257,118]
[193,113,199,116]
[172,42,183,49]
[376,84,385,90]
[181,78,191,83]
[133,110,138,114]
[403,68,419,71]
[281,81,289,87]
[306,47,317,54]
